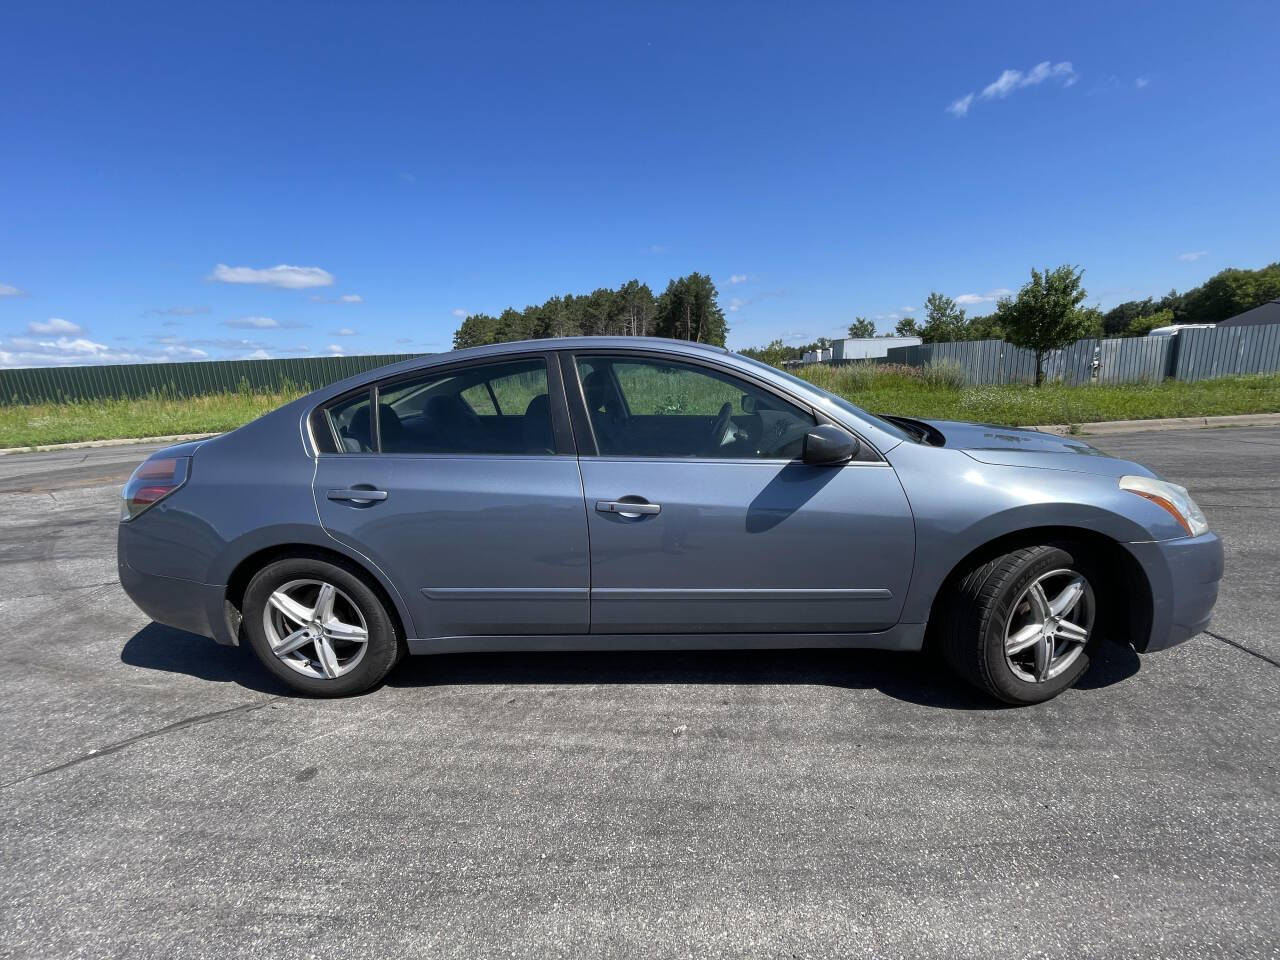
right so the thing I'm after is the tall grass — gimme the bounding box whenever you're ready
[1,367,1278,449]
[0,388,306,448]
[793,364,1280,426]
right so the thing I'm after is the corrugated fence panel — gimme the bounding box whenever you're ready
[1095,336,1171,383]
[887,325,1280,385]
[0,353,427,404]
[1177,324,1280,381]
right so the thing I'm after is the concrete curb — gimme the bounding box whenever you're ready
[1031,412,1280,437]
[0,433,219,456]
[2,411,1277,455]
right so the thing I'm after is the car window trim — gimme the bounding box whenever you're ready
[313,351,576,457]
[557,347,883,463]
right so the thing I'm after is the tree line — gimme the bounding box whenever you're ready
[453,273,728,349]
[893,260,1280,343]
[742,260,1280,382]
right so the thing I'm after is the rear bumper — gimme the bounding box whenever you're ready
[1128,532,1224,653]
[117,532,233,645]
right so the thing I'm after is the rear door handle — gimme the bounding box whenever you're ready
[327,488,389,502]
[596,499,661,517]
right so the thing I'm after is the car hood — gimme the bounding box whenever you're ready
[920,419,1157,479]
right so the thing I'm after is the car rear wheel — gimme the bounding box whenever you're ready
[243,556,402,697]
[940,544,1097,705]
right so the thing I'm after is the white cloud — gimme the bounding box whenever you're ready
[954,288,1013,306]
[0,284,24,297]
[144,305,210,317]
[332,327,358,336]
[1135,76,1150,89]
[27,317,82,335]
[244,349,271,360]
[949,61,1077,117]
[946,93,974,117]
[0,333,208,368]
[901,305,916,313]
[326,344,345,355]
[209,263,335,289]
[452,308,468,318]
[1177,250,1209,262]
[310,293,364,304]
[646,244,669,255]
[729,274,748,285]
[223,316,279,329]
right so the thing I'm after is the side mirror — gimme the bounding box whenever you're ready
[802,424,858,465]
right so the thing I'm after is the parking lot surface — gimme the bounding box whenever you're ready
[1,427,1277,958]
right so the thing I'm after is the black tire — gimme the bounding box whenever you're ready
[939,544,1095,705]
[243,555,402,697]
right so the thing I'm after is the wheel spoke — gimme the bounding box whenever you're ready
[313,583,336,623]
[273,626,313,656]
[1048,577,1085,618]
[269,590,314,627]
[313,635,340,679]
[1034,634,1055,681]
[1055,618,1090,643]
[323,619,368,644]
[1006,622,1044,654]
[1027,582,1051,620]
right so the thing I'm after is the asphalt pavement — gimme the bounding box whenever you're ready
[1,427,1277,959]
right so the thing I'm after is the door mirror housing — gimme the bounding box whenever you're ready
[802,424,859,465]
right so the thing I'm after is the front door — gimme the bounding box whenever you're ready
[567,352,914,634]
[313,354,589,639]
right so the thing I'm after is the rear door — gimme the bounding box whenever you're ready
[563,350,915,634]
[312,353,590,640]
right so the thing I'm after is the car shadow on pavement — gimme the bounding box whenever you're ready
[121,623,289,695]
[121,622,1141,708]
[390,641,1143,710]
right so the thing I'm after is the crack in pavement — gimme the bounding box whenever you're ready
[1,696,284,789]
[1205,630,1280,669]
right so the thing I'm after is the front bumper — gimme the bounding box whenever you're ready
[118,547,233,645]
[1128,532,1224,653]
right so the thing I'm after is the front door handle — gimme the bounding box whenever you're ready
[596,499,661,518]
[327,488,389,503]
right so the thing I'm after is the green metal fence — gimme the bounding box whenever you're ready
[0,353,428,404]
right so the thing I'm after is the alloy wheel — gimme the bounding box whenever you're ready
[262,578,369,680]
[1003,568,1095,683]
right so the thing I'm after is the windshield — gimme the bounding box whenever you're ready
[734,354,913,443]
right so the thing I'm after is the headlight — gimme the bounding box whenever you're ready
[1119,475,1209,537]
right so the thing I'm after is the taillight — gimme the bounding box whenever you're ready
[121,456,190,521]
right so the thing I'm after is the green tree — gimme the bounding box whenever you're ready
[747,338,791,367]
[616,279,655,336]
[1127,308,1174,337]
[995,265,1097,386]
[652,272,728,345]
[964,313,1005,340]
[1180,263,1280,324]
[847,316,876,338]
[893,316,922,338]
[1102,297,1157,336]
[920,292,967,343]
[452,313,500,349]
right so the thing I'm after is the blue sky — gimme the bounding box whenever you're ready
[1,1,1277,366]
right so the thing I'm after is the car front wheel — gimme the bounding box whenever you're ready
[940,544,1097,705]
[243,555,402,697]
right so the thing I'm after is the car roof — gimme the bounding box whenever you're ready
[317,336,730,397]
